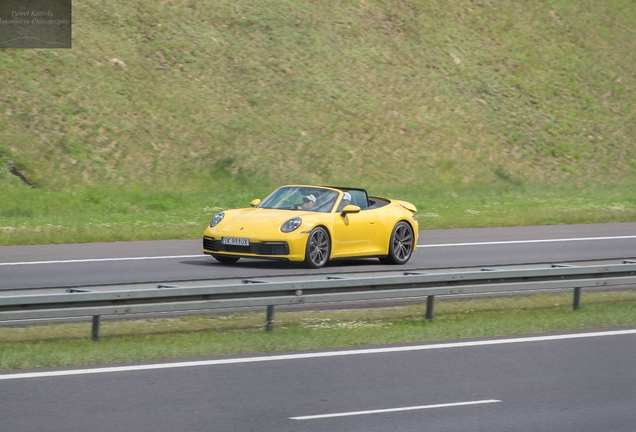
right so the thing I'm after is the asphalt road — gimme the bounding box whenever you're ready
[1,222,636,290]
[1,223,636,431]
[2,330,635,432]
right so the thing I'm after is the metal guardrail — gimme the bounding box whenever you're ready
[1,261,635,340]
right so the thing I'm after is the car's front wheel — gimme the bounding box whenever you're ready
[304,226,330,269]
[379,221,414,265]
[212,255,240,264]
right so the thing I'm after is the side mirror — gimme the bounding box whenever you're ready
[340,204,361,217]
[250,199,261,208]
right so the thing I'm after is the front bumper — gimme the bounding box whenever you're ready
[203,236,290,256]
[202,225,309,261]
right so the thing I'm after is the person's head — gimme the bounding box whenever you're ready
[342,192,351,205]
[302,194,316,209]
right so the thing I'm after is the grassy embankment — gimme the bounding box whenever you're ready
[1,0,636,245]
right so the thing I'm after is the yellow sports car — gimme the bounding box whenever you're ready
[203,185,418,268]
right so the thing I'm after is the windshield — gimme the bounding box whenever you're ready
[258,186,339,213]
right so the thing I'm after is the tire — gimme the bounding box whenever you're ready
[379,221,414,265]
[304,226,330,269]
[212,255,240,264]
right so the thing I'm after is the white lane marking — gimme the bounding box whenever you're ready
[3,235,636,266]
[419,235,636,248]
[290,399,501,420]
[0,255,203,266]
[1,329,635,381]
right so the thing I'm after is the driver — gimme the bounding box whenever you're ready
[301,194,316,210]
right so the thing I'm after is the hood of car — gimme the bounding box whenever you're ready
[218,208,314,234]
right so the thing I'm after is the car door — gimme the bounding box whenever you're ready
[332,209,379,257]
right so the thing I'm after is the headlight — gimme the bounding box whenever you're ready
[210,212,225,228]
[281,217,302,233]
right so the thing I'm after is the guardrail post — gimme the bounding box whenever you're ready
[92,315,101,341]
[573,287,581,310]
[265,305,275,332]
[426,296,435,320]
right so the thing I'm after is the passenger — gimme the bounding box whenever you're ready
[337,192,352,212]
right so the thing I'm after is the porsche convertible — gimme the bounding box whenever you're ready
[202,185,418,268]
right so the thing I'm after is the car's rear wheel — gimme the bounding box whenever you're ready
[304,226,330,269]
[212,255,240,264]
[379,221,414,265]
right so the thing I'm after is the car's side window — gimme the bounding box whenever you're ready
[349,190,369,210]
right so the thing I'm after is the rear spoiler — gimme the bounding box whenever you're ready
[396,200,417,213]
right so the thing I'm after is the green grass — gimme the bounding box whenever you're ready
[1,1,636,245]
[2,182,636,245]
[1,290,634,371]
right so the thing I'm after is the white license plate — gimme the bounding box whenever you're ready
[221,237,250,246]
